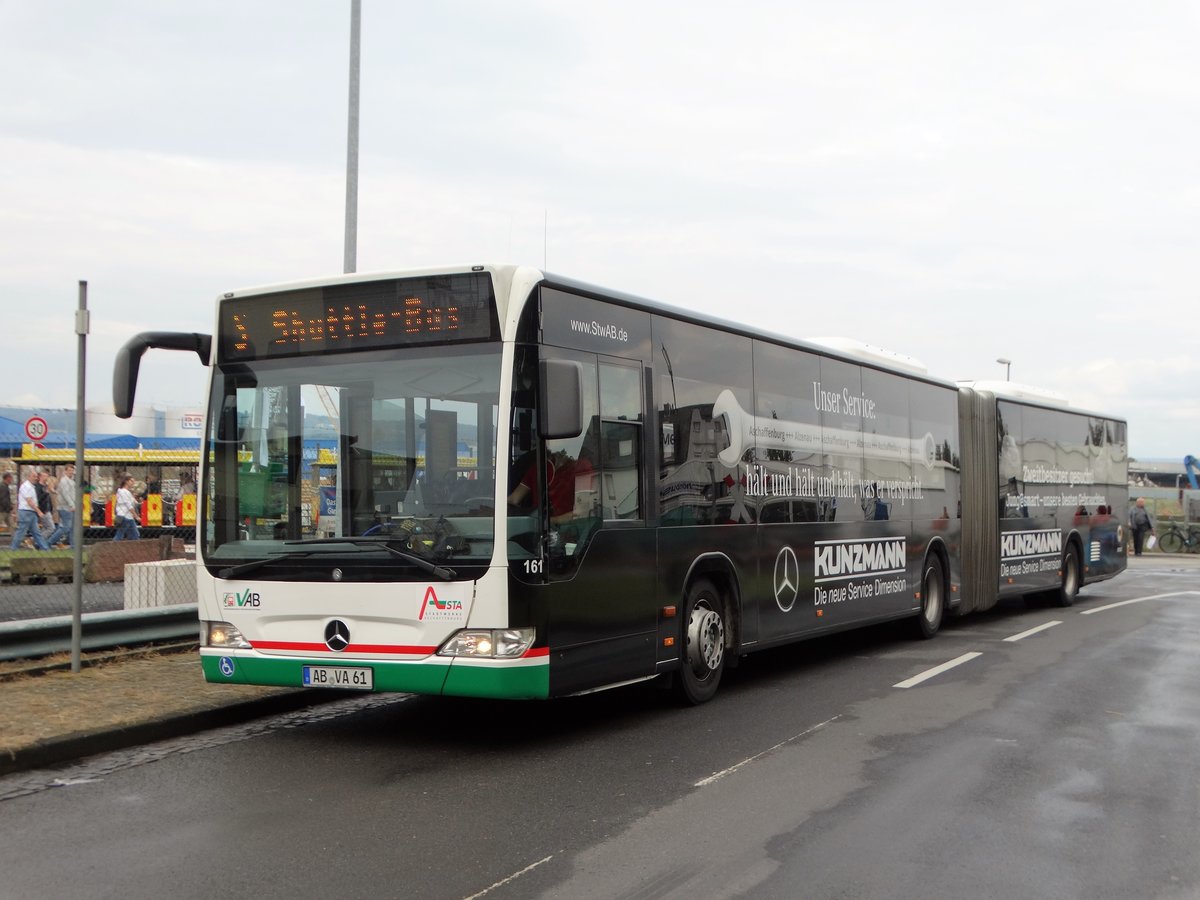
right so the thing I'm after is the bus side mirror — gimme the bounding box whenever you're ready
[538,359,584,439]
[113,331,212,418]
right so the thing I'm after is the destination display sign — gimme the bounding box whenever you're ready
[218,273,499,361]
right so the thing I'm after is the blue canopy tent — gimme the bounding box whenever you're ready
[0,415,32,454]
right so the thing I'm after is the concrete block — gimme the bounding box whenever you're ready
[123,558,197,609]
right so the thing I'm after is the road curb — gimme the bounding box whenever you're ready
[0,689,347,777]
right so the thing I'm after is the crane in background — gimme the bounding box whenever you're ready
[314,385,339,422]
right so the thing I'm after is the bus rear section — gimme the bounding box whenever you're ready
[957,383,1128,613]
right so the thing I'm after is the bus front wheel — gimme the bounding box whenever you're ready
[676,578,725,705]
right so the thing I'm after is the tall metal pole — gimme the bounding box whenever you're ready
[343,0,361,274]
[71,280,89,673]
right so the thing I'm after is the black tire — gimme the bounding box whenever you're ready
[1055,543,1081,607]
[1159,530,1182,554]
[675,577,726,705]
[913,554,944,639]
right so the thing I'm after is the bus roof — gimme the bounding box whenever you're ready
[214,263,974,391]
[957,380,1070,407]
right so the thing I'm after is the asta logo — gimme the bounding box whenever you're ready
[418,586,464,621]
[223,588,261,608]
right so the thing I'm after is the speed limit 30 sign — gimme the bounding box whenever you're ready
[24,416,48,442]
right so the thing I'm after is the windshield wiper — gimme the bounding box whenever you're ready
[217,550,318,580]
[284,538,456,580]
[216,538,456,581]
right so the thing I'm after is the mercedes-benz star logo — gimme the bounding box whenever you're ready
[773,546,799,613]
[324,619,351,652]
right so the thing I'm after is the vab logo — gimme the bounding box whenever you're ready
[418,586,464,621]
[223,589,261,608]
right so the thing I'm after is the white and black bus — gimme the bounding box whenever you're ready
[113,265,1128,703]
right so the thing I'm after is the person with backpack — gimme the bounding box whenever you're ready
[1129,497,1156,556]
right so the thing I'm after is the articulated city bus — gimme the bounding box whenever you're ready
[113,264,1128,703]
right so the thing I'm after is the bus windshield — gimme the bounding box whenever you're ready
[203,344,502,579]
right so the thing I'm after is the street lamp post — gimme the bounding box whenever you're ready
[996,357,1012,381]
[343,0,361,274]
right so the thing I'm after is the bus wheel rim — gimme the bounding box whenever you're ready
[688,604,724,675]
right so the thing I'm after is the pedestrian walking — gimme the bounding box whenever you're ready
[35,469,54,542]
[10,469,50,550]
[46,463,77,548]
[0,471,13,533]
[113,474,141,541]
[1129,497,1155,555]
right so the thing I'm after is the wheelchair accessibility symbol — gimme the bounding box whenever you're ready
[219,656,236,678]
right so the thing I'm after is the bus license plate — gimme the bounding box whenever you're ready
[302,666,374,690]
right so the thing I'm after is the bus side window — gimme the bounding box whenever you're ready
[599,362,643,520]
[601,422,640,519]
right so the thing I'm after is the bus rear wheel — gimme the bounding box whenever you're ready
[1055,544,1081,607]
[913,554,944,639]
[676,578,725,705]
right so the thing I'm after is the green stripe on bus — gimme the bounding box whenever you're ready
[441,662,549,700]
[200,654,549,699]
[201,654,450,695]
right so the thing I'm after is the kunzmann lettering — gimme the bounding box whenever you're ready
[1000,529,1062,560]
[815,538,906,582]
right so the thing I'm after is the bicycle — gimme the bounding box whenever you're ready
[1156,521,1200,554]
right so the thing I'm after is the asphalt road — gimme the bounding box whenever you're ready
[1,557,1198,899]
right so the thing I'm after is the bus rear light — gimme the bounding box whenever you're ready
[203,620,252,650]
[663,636,675,647]
[438,628,536,659]
[662,605,677,618]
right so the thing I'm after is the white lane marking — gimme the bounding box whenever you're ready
[1081,590,1200,615]
[694,715,842,787]
[1004,621,1063,642]
[893,652,982,689]
[462,854,556,899]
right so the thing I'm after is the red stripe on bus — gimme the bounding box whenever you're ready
[249,642,550,659]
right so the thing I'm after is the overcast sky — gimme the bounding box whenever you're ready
[2,1,1197,458]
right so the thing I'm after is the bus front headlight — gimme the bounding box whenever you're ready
[438,628,535,659]
[203,620,252,649]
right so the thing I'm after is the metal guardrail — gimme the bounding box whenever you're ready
[0,605,199,662]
